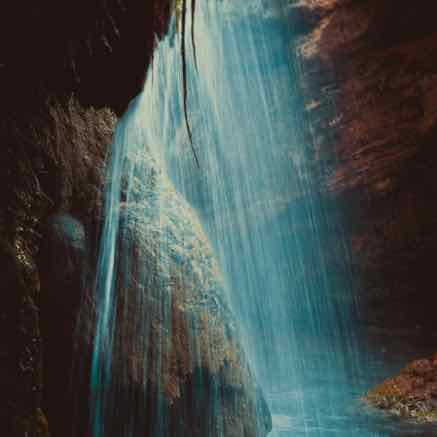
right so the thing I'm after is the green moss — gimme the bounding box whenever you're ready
[365,375,437,424]
[413,409,437,423]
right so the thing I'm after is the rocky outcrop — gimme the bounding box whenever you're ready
[0,1,169,434]
[32,107,271,436]
[0,98,113,436]
[296,0,437,331]
[366,355,437,423]
[1,3,271,436]
[293,0,437,423]
[0,238,47,436]
[84,140,271,436]
[38,214,91,436]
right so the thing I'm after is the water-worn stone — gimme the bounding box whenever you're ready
[0,2,172,435]
[366,354,437,423]
[79,144,272,436]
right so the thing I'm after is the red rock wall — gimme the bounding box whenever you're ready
[297,0,437,329]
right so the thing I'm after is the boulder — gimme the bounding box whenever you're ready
[86,146,272,436]
[366,354,437,423]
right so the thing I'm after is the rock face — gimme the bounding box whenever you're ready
[0,3,271,436]
[295,0,437,331]
[0,98,113,436]
[0,238,47,436]
[31,111,271,436]
[0,2,169,435]
[38,214,91,436]
[293,0,437,422]
[83,144,271,436]
[366,355,437,423]
[0,0,171,115]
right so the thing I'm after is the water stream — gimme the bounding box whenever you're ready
[89,1,437,436]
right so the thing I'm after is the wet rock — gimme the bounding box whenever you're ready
[0,2,172,436]
[38,214,90,436]
[296,0,437,331]
[85,146,272,436]
[33,147,272,436]
[366,354,437,423]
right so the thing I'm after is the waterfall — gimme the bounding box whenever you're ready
[87,1,393,436]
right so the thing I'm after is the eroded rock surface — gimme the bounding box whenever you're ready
[292,0,437,423]
[0,97,113,436]
[62,134,272,436]
[366,355,437,423]
[296,0,437,332]
[0,2,271,433]
[0,2,169,434]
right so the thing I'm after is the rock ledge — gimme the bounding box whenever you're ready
[366,355,437,423]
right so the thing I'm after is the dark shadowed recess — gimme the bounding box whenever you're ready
[295,0,437,333]
[0,0,171,115]
[0,2,172,435]
[371,0,437,47]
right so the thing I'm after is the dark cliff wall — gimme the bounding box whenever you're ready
[0,0,170,115]
[0,2,170,435]
[6,0,437,433]
[0,100,114,436]
[0,4,272,437]
[296,0,437,332]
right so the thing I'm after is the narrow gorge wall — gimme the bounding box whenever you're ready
[0,2,170,434]
[0,3,271,436]
[4,0,437,434]
[0,100,113,436]
[296,0,437,332]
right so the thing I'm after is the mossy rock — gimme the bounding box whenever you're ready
[365,354,437,423]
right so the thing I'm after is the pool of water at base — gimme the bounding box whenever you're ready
[267,330,437,437]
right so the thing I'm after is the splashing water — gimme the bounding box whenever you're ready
[88,1,437,436]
